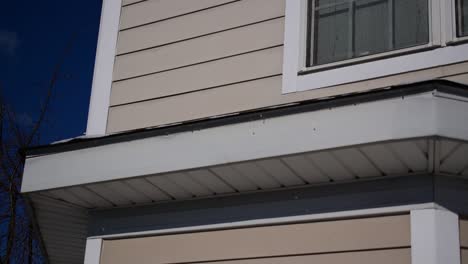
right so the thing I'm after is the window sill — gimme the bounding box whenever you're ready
[298,44,438,76]
[284,42,468,93]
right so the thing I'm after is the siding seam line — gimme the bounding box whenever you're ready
[110,74,282,108]
[120,0,242,31]
[113,44,284,82]
[121,0,148,8]
[163,246,411,264]
[117,16,285,56]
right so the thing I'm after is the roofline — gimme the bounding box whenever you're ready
[26,79,468,156]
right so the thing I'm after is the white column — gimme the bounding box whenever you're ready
[411,208,460,264]
[84,238,103,264]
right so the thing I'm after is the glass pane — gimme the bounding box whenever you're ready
[312,0,351,65]
[309,0,429,66]
[394,0,429,48]
[458,0,468,37]
[354,0,389,57]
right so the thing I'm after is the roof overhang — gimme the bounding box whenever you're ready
[21,80,468,264]
[22,80,468,194]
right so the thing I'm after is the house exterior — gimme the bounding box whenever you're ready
[20,0,468,263]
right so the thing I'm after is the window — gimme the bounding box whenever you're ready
[308,0,430,66]
[282,0,468,93]
[457,0,468,37]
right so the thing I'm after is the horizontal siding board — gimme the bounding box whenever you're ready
[31,197,88,264]
[111,46,283,105]
[100,215,410,264]
[108,76,282,132]
[463,249,468,264]
[443,73,468,84]
[461,220,468,248]
[102,248,410,264]
[107,62,468,133]
[122,0,142,6]
[120,0,236,30]
[116,0,285,54]
[113,18,284,80]
[191,249,411,264]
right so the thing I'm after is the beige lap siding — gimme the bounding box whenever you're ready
[107,63,468,133]
[119,0,236,30]
[100,215,411,264]
[112,47,283,106]
[461,220,468,264]
[121,0,141,7]
[116,0,285,55]
[113,18,284,81]
[107,0,468,133]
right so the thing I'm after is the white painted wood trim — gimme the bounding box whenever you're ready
[86,0,122,136]
[282,0,468,93]
[22,92,468,192]
[410,208,461,264]
[282,0,302,94]
[88,202,438,240]
[84,238,103,264]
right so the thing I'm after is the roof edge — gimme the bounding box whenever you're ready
[25,79,468,157]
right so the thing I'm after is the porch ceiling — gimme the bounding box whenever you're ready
[22,80,468,264]
[26,136,468,264]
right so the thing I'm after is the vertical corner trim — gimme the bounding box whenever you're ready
[86,0,122,136]
[410,208,461,264]
[84,238,103,264]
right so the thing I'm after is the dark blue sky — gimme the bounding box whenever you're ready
[0,1,103,144]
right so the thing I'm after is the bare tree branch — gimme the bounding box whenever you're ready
[0,33,77,264]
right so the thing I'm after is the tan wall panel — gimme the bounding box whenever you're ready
[113,18,284,80]
[108,76,282,132]
[111,47,283,105]
[122,0,141,6]
[198,249,411,264]
[461,220,468,248]
[107,62,468,133]
[100,215,410,264]
[116,0,285,54]
[463,249,468,264]
[443,73,468,85]
[120,0,235,30]
[102,248,410,264]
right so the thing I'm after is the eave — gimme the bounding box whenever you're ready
[21,80,468,194]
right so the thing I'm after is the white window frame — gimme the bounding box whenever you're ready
[282,0,468,93]
[448,0,468,42]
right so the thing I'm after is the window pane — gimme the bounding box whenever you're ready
[354,0,389,57]
[394,0,429,48]
[309,0,429,66]
[458,0,468,37]
[312,0,350,65]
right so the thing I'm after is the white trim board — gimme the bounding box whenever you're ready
[22,92,468,192]
[86,0,122,136]
[84,238,103,264]
[88,202,440,239]
[410,208,461,264]
[282,0,468,93]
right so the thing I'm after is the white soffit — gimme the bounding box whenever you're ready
[22,91,468,192]
[28,137,468,210]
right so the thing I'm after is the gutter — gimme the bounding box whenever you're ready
[25,79,468,157]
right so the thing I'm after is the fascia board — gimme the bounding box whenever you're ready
[21,92,468,192]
